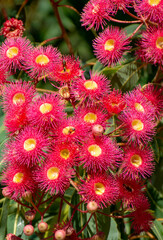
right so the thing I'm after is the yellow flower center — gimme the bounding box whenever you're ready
[132,119,144,131]
[148,0,161,6]
[61,68,70,73]
[60,149,70,159]
[59,86,70,98]
[6,46,19,58]
[13,93,25,105]
[47,167,59,180]
[13,172,24,183]
[39,103,53,114]
[84,80,98,90]
[84,112,97,123]
[156,37,163,49]
[62,126,75,135]
[35,54,49,65]
[130,154,142,167]
[94,182,105,195]
[24,138,36,151]
[135,103,144,112]
[88,144,102,157]
[104,39,115,51]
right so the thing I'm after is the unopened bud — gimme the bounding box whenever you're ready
[66,226,74,236]
[59,86,70,99]
[87,201,98,213]
[92,124,104,136]
[2,187,11,199]
[6,233,23,240]
[24,210,36,221]
[38,221,48,233]
[91,232,105,240]
[22,191,32,203]
[55,230,66,240]
[23,224,34,236]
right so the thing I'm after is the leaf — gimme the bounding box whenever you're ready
[124,24,141,37]
[110,62,141,91]
[0,198,10,240]
[106,218,121,240]
[92,61,104,73]
[7,212,24,236]
[150,137,160,163]
[151,220,163,240]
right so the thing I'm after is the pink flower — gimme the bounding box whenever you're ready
[49,55,82,83]
[134,0,163,24]
[71,72,110,105]
[8,126,49,166]
[79,173,119,208]
[81,0,114,31]
[93,26,131,66]
[118,109,156,144]
[137,27,163,66]
[0,37,32,73]
[2,164,34,200]
[33,159,73,195]
[0,18,25,38]
[121,144,155,180]
[103,89,126,115]
[79,136,122,172]
[2,80,35,112]
[25,45,61,79]
[27,93,65,130]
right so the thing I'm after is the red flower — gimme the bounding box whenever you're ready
[2,80,35,112]
[49,55,82,83]
[2,164,34,200]
[79,136,122,172]
[93,26,131,66]
[33,159,73,195]
[103,89,126,115]
[25,45,61,79]
[0,18,25,38]
[79,173,119,208]
[27,93,65,130]
[8,126,49,166]
[0,37,32,73]
[121,144,155,180]
[71,72,110,105]
[118,110,156,144]
[134,0,163,24]
[137,27,163,66]
[81,0,114,31]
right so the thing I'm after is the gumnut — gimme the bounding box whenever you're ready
[55,229,66,240]
[23,224,34,236]
[24,210,36,221]
[92,124,104,136]
[38,221,48,233]
[87,201,98,213]
[66,226,74,236]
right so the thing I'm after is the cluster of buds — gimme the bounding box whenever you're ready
[0,0,162,239]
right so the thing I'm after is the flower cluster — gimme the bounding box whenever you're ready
[0,0,162,239]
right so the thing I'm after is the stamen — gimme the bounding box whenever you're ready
[13,93,25,105]
[6,47,19,58]
[94,183,105,195]
[88,144,102,157]
[104,39,115,51]
[84,112,97,123]
[60,149,70,159]
[132,119,144,131]
[24,138,36,151]
[13,172,24,183]
[35,54,49,65]
[130,154,142,167]
[39,103,53,114]
[47,167,59,180]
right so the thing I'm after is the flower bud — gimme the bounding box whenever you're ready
[87,201,98,213]
[6,233,23,240]
[24,210,36,221]
[55,230,66,240]
[2,187,11,199]
[91,232,105,240]
[22,191,32,203]
[23,224,34,236]
[38,221,48,233]
[92,124,104,136]
[59,86,70,99]
[66,226,74,236]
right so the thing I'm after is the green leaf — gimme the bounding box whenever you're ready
[0,198,10,240]
[92,61,104,73]
[151,220,163,240]
[107,218,121,240]
[110,62,141,91]
[7,212,24,236]
[124,24,140,37]
[150,137,160,163]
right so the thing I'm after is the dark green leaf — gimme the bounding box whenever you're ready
[107,218,121,240]
[0,198,10,240]
[151,220,163,240]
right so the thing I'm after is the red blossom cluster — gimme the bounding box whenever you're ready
[0,0,163,239]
